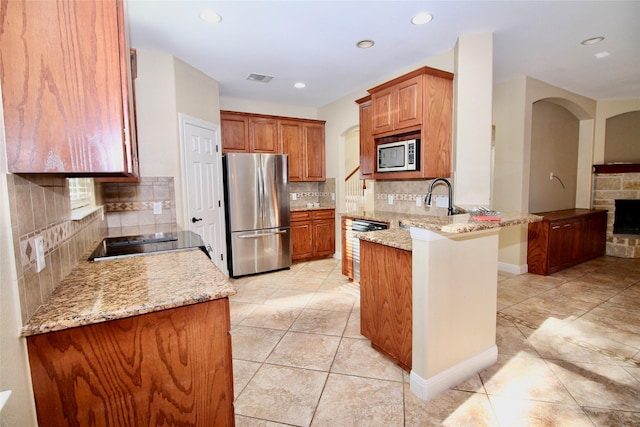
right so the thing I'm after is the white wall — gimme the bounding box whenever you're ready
[453,33,493,206]
[135,50,220,228]
[594,99,640,163]
[219,97,318,119]
[0,85,38,426]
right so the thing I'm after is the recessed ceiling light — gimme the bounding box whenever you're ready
[357,40,374,49]
[199,9,222,24]
[294,82,306,89]
[581,36,604,45]
[594,51,611,59]
[411,12,433,25]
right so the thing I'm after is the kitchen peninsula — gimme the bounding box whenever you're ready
[345,208,541,401]
[22,248,236,426]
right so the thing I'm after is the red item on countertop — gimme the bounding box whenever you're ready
[470,216,501,221]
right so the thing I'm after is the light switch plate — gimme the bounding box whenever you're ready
[435,196,449,208]
[291,193,297,200]
[416,196,423,207]
[388,195,394,205]
[153,202,162,214]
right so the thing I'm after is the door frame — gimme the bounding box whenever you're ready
[178,113,228,276]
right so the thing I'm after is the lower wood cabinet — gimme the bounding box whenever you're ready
[360,239,412,371]
[26,299,235,427]
[527,209,607,275]
[291,209,335,262]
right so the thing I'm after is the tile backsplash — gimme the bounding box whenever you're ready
[101,177,177,236]
[374,179,452,215]
[290,178,336,209]
[7,174,106,322]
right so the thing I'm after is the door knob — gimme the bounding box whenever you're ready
[192,217,203,223]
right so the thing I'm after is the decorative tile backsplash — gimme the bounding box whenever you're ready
[101,177,176,230]
[290,178,336,209]
[374,179,451,215]
[7,174,106,322]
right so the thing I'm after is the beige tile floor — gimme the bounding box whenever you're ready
[229,256,640,426]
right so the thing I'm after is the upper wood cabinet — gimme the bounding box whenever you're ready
[356,96,374,179]
[303,122,325,181]
[221,111,325,181]
[220,112,280,153]
[371,75,423,135]
[0,0,139,177]
[360,66,454,180]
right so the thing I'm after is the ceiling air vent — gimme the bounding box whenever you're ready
[246,73,273,83]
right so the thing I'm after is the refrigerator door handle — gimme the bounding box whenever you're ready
[237,230,288,239]
[258,158,265,226]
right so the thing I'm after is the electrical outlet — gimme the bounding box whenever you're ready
[416,196,423,207]
[153,202,162,214]
[331,192,335,201]
[35,236,45,272]
[388,195,394,205]
[291,193,297,200]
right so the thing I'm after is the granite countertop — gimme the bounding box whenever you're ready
[22,248,236,336]
[346,207,542,249]
[357,229,413,251]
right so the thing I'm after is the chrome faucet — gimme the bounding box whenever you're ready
[425,178,454,216]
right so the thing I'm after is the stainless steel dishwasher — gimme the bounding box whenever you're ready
[349,219,388,281]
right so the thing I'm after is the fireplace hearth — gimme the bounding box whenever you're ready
[614,200,640,235]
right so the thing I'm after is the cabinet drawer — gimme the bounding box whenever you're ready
[291,211,312,222]
[311,209,335,220]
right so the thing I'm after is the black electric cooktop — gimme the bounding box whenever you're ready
[88,231,210,261]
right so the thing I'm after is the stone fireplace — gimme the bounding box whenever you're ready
[593,164,640,258]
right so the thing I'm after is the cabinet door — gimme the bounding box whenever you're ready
[221,113,249,153]
[394,75,423,130]
[279,120,304,181]
[312,219,335,258]
[249,117,280,153]
[371,88,394,135]
[358,100,375,178]
[1,0,133,175]
[303,123,325,181]
[291,221,313,261]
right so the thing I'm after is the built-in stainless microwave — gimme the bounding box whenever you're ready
[377,139,419,173]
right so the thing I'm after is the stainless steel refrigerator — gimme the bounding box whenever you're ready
[223,153,291,277]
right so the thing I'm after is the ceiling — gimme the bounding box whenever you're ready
[127,1,640,109]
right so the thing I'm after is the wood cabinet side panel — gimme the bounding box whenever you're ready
[342,217,354,279]
[1,0,127,173]
[27,300,235,427]
[527,220,550,275]
[358,101,375,178]
[360,240,412,370]
[421,75,453,178]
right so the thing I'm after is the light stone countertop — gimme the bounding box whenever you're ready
[22,249,236,336]
[346,207,542,250]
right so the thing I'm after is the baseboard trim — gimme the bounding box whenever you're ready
[409,345,498,400]
[497,261,527,275]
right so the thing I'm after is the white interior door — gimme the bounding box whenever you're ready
[180,114,227,275]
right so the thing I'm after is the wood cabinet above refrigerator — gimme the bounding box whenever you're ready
[0,0,139,177]
[221,111,326,181]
